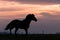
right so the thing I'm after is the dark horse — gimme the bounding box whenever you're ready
[5,14,37,35]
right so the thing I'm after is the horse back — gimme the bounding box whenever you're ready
[5,19,22,30]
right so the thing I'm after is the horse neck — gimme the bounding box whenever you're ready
[23,17,32,24]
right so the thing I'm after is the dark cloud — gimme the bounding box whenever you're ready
[3,0,60,5]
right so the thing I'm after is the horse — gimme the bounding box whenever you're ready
[5,14,37,35]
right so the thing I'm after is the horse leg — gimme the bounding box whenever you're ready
[15,28,18,35]
[25,29,28,35]
[10,29,11,35]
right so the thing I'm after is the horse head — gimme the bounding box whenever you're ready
[27,14,37,22]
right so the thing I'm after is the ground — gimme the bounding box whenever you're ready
[0,34,60,40]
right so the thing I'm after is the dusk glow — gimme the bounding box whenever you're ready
[0,0,60,34]
[0,1,60,19]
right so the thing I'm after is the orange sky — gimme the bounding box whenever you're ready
[0,0,60,34]
[0,1,60,19]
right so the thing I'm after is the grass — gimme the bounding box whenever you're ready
[0,34,60,40]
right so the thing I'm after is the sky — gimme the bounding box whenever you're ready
[0,0,60,34]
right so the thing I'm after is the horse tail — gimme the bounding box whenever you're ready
[5,25,9,30]
[5,27,8,30]
[5,24,11,30]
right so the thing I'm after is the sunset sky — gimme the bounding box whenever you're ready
[0,0,60,34]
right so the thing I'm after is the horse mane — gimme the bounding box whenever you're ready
[25,14,34,20]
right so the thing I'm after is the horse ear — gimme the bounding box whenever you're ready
[31,14,34,16]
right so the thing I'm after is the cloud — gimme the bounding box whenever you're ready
[36,12,60,34]
[40,12,52,16]
[2,0,60,5]
[0,8,23,11]
[40,12,60,19]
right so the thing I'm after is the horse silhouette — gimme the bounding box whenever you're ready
[5,14,37,35]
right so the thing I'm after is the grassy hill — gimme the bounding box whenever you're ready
[0,34,60,40]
